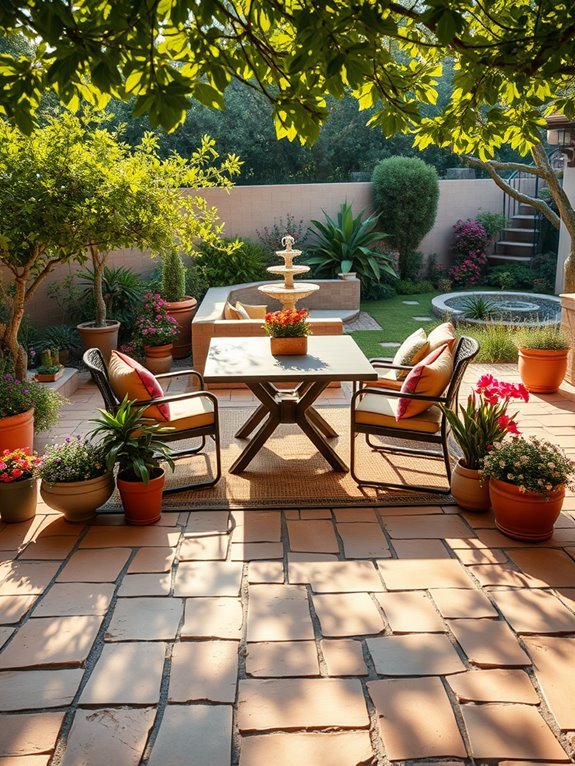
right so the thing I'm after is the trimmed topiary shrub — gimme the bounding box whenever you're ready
[160,249,187,302]
[372,157,439,279]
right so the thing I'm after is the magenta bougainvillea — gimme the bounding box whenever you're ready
[449,219,490,286]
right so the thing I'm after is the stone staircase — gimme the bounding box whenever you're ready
[490,203,538,265]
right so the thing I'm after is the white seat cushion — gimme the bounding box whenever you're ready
[355,393,442,434]
[166,396,215,431]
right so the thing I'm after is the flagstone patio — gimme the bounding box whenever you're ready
[1,364,575,764]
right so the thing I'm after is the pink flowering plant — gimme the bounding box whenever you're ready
[0,448,43,483]
[449,219,489,286]
[482,436,575,497]
[134,293,179,348]
[441,374,529,470]
[38,435,106,483]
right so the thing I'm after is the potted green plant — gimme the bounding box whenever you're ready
[38,435,114,523]
[134,293,180,374]
[0,448,43,523]
[441,374,528,512]
[89,397,175,525]
[482,436,575,541]
[0,373,64,453]
[34,348,64,382]
[160,249,198,359]
[263,308,311,355]
[514,325,571,393]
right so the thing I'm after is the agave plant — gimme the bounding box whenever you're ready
[460,295,497,321]
[305,202,396,282]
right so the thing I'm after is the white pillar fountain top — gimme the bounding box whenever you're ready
[258,234,320,310]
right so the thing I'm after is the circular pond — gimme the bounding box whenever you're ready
[432,291,561,326]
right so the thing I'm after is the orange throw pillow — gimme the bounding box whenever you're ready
[108,350,169,421]
[396,344,454,420]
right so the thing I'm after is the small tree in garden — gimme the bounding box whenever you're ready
[372,157,439,279]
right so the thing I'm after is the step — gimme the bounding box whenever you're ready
[488,254,532,265]
[518,203,536,215]
[502,227,536,243]
[495,241,534,257]
[511,214,537,229]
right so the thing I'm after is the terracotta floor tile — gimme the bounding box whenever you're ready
[478,528,575,548]
[507,548,575,587]
[524,636,575,730]
[57,549,131,582]
[169,641,239,702]
[382,515,474,539]
[247,584,314,641]
[106,597,183,640]
[239,731,374,766]
[60,708,155,766]
[379,505,446,516]
[376,559,473,590]
[491,589,575,634]
[366,633,466,675]
[181,597,243,639]
[333,507,378,522]
[467,564,549,588]
[336,523,390,559]
[0,756,50,765]
[458,509,497,528]
[0,668,83,710]
[368,677,466,760]
[116,573,171,597]
[0,562,60,596]
[173,561,243,597]
[555,587,575,611]
[299,509,333,519]
[454,547,508,565]
[445,537,489,550]
[179,535,229,561]
[284,510,299,519]
[0,615,102,669]
[287,552,338,562]
[312,592,385,637]
[0,712,64,756]
[237,678,369,732]
[79,526,181,548]
[320,639,367,676]
[148,704,232,766]
[391,539,451,559]
[231,542,284,561]
[288,560,384,592]
[233,511,281,542]
[376,591,446,633]
[448,668,539,703]
[462,704,568,761]
[127,547,175,573]
[0,627,13,649]
[246,641,319,677]
[18,538,77,561]
[184,510,233,535]
[430,588,499,619]
[0,595,37,624]
[31,583,114,617]
[287,520,339,553]
[448,618,531,667]
[79,641,166,705]
[247,561,284,584]
[0,518,43,552]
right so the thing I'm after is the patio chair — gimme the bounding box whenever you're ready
[83,348,221,494]
[350,336,479,494]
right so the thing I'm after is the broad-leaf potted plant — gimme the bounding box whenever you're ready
[482,436,575,541]
[134,293,180,374]
[514,325,571,393]
[263,308,311,355]
[89,397,175,525]
[0,373,63,453]
[441,374,528,512]
[0,448,43,523]
[38,436,114,523]
[160,249,197,359]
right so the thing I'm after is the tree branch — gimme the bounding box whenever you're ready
[465,155,544,177]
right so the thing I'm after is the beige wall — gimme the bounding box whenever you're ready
[17,179,502,327]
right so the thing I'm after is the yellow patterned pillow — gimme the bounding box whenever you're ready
[392,328,430,380]
[236,301,267,319]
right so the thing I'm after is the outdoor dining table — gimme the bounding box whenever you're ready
[203,334,378,474]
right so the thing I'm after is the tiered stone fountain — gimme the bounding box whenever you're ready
[258,235,319,310]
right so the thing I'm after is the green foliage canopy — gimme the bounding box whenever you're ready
[1,2,574,154]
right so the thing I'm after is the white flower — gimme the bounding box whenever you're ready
[507,473,514,480]
[548,462,556,469]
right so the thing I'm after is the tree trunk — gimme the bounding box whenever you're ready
[2,277,28,380]
[92,247,107,328]
[565,243,575,294]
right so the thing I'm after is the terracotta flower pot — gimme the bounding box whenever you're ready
[34,369,64,383]
[165,296,197,359]
[0,478,38,523]
[77,321,121,365]
[117,468,165,525]
[144,344,173,375]
[489,477,565,542]
[40,472,115,523]
[270,336,308,355]
[517,347,569,394]
[450,459,490,512]
[0,409,34,454]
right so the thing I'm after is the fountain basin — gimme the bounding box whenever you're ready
[258,283,320,309]
[432,291,561,326]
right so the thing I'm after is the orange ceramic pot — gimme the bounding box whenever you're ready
[144,344,173,375]
[117,468,164,525]
[517,347,569,393]
[450,460,490,512]
[270,336,308,356]
[165,296,197,359]
[489,478,565,541]
[0,409,34,454]
[77,321,120,365]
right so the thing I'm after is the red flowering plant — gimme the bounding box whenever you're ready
[263,308,311,338]
[441,374,529,470]
[0,448,43,483]
[134,293,179,349]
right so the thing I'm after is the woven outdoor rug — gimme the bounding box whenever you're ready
[101,407,453,511]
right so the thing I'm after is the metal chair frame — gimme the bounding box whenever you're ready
[83,348,221,494]
[350,336,479,494]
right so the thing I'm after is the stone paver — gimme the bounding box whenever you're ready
[179,535,229,560]
[336,522,390,558]
[0,616,102,669]
[246,641,320,677]
[116,573,172,596]
[31,583,114,617]
[247,585,314,641]
[0,669,83,710]
[507,548,575,586]
[127,547,175,573]
[173,561,243,597]
[0,594,38,624]
[18,537,77,561]
[391,539,451,558]
[368,677,466,760]
[239,731,374,766]
[448,619,531,667]
[287,520,339,553]
[376,591,446,632]
[105,597,183,640]
[148,704,233,766]
[181,597,243,639]
[231,542,284,561]
[169,641,238,702]
[366,634,466,675]
[429,588,499,619]
[288,560,384,592]
[233,511,281,542]
[524,636,575,730]
[382,515,474,539]
[79,526,181,548]
[468,564,549,588]
[247,561,284,584]
[490,589,575,634]
[448,669,539,703]
[57,549,131,581]
[0,562,60,596]
[376,559,473,589]
[183,510,232,535]
[312,592,385,637]
[0,712,64,757]
[320,639,367,676]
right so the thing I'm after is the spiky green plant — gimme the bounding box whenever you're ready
[514,324,571,351]
[161,249,187,302]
